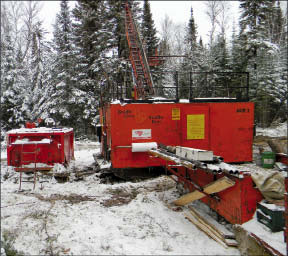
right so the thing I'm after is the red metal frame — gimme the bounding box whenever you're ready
[166,164,263,224]
[285,176,288,254]
[147,49,165,67]
[124,1,154,98]
[7,128,74,169]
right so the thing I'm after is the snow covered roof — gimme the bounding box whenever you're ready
[110,97,239,105]
[7,127,73,135]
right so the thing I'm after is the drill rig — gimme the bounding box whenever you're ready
[98,1,263,225]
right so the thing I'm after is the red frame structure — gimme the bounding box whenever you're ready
[166,165,263,224]
[7,127,74,171]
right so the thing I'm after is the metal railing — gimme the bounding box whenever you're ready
[99,71,250,105]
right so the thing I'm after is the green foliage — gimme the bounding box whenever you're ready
[141,0,159,56]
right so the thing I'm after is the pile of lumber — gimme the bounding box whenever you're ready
[184,206,238,248]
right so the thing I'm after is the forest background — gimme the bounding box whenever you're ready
[1,0,287,139]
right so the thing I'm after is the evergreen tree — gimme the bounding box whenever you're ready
[71,1,117,133]
[238,0,283,126]
[141,0,159,56]
[1,27,26,130]
[185,7,197,54]
[22,21,47,121]
[141,0,161,95]
[180,7,199,98]
[1,26,16,93]
[41,0,75,127]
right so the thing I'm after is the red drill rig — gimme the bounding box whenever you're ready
[97,1,264,225]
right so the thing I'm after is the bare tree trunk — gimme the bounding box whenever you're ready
[204,1,221,46]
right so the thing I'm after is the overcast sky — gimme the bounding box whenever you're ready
[41,1,286,43]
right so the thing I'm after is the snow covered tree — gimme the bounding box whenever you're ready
[238,0,284,126]
[1,25,27,130]
[185,7,197,53]
[39,0,76,127]
[71,0,118,134]
[179,7,199,98]
[141,0,159,56]
[140,0,162,93]
[22,21,47,121]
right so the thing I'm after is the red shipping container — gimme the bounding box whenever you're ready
[101,101,254,169]
[7,127,74,170]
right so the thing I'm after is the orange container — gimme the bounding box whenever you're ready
[101,101,254,168]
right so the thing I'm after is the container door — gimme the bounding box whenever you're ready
[181,105,210,150]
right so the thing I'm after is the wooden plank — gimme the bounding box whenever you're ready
[189,206,238,247]
[189,209,224,241]
[174,176,235,206]
[189,207,224,237]
[189,206,235,240]
[15,167,52,172]
[203,176,235,194]
[184,212,228,249]
[174,190,205,206]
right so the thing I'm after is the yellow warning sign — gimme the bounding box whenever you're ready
[172,108,180,120]
[187,114,205,139]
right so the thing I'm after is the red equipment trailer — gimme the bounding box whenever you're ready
[7,127,74,172]
[98,1,263,225]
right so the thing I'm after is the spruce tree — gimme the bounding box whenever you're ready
[141,0,161,96]
[42,0,75,127]
[238,0,283,126]
[141,0,159,56]
[72,1,117,133]
[23,21,47,122]
[185,7,197,53]
[1,28,26,130]
[272,0,285,44]
[180,7,199,98]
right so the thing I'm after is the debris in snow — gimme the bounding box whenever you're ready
[52,163,67,174]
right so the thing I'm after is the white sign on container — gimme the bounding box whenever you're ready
[132,129,151,140]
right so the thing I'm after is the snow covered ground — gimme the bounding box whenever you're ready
[1,141,239,255]
[257,121,287,137]
[1,122,287,255]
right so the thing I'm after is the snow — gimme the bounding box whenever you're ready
[1,141,239,255]
[256,122,287,137]
[7,127,73,134]
[259,201,285,212]
[18,163,53,168]
[12,138,51,145]
[194,97,236,100]
[179,99,189,103]
[1,121,287,255]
